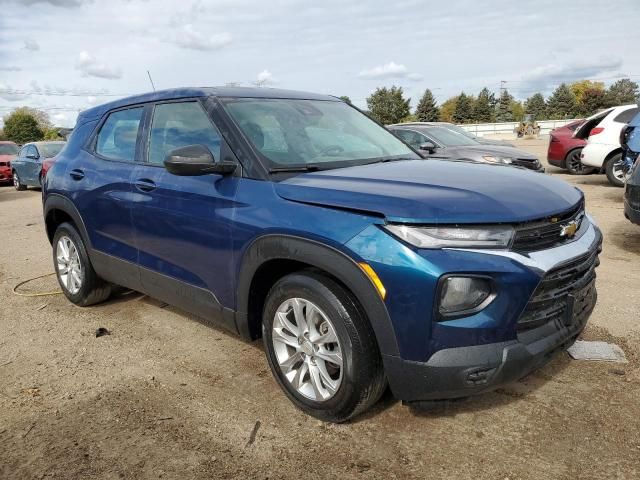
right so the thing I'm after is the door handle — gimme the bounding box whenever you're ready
[69,169,85,180]
[134,178,156,192]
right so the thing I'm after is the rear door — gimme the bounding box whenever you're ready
[73,106,145,290]
[129,99,241,330]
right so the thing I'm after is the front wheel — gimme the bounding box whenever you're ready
[13,171,26,191]
[262,272,386,422]
[566,148,595,175]
[605,153,627,187]
[52,222,112,306]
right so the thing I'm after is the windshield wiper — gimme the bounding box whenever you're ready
[269,164,321,173]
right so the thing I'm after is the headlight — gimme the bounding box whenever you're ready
[384,225,514,249]
[481,155,513,164]
[438,276,494,317]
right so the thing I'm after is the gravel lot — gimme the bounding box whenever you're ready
[1,138,639,479]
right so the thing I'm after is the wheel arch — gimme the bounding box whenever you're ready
[235,234,400,357]
[44,194,92,249]
[603,147,623,166]
[562,146,584,165]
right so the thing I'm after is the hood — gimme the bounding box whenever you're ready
[475,137,515,147]
[445,144,538,160]
[0,154,15,164]
[275,160,582,224]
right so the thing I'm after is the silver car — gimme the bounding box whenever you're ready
[388,124,544,172]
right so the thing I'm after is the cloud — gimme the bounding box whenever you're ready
[5,0,86,6]
[254,69,276,86]
[517,57,624,93]
[173,24,232,51]
[76,51,122,79]
[358,61,421,81]
[0,66,21,72]
[0,83,30,101]
[23,39,40,51]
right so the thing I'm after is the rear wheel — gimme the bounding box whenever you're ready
[13,171,26,191]
[566,148,595,175]
[605,153,626,187]
[53,222,112,306]
[262,272,386,422]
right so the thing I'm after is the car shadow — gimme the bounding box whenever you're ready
[607,220,640,254]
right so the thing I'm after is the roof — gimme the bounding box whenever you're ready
[0,141,18,145]
[79,86,340,122]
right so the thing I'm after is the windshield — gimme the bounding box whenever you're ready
[0,144,19,155]
[222,98,418,169]
[39,143,64,158]
[421,127,479,147]
[442,124,477,139]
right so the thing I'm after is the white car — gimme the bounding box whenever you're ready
[576,104,639,186]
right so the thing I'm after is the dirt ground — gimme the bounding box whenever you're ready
[1,138,639,480]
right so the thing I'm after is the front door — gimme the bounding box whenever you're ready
[24,145,42,185]
[130,100,240,330]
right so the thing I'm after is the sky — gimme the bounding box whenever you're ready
[1,0,639,128]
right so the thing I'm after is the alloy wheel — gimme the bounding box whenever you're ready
[56,235,83,294]
[272,298,343,402]
[13,173,19,189]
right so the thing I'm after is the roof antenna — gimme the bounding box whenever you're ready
[147,70,156,91]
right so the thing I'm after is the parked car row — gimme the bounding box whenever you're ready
[0,141,65,190]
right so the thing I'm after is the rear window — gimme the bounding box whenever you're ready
[614,108,639,124]
[0,144,19,155]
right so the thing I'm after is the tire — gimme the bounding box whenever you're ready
[262,271,386,423]
[52,222,112,306]
[605,153,626,187]
[565,148,595,175]
[13,171,26,191]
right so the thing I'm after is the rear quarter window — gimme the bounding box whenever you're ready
[95,107,144,161]
[614,108,639,124]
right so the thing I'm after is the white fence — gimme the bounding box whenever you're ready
[458,119,580,138]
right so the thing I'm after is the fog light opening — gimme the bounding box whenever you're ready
[438,276,494,318]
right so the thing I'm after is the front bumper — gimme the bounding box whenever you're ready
[624,198,640,225]
[0,168,11,183]
[382,219,602,402]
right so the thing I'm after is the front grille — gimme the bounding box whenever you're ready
[512,158,540,170]
[512,203,584,252]
[517,248,600,332]
[626,183,640,210]
[0,161,8,167]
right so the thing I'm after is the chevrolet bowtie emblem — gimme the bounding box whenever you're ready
[560,220,579,238]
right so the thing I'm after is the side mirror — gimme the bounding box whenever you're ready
[419,141,436,154]
[27,153,40,160]
[164,144,237,176]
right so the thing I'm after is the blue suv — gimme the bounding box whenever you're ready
[43,87,602,422]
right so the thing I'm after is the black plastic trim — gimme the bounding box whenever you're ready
[235,234,400,356]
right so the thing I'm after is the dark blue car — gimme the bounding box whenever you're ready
[43,87,602,422]
[622,110,640,225]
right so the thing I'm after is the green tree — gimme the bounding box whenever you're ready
[3,110,44,144]
[366,86,411,125]
[495,90,514,122]
[605,78,639,107]
[510,100,524,121]
[415,89,439,122]
[43,128,64,140]
[473,87,495,123]
[438,96,458,123]
[546,83,577,119]
[524,93,547,119]
[11,106,52,131]
[578,87,607,116]
[452,92,474,123]
[338,95,352,104]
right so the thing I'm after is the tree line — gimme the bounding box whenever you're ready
[0,107,65,144]
[362,78,640,126]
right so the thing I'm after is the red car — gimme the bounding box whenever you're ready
[0,141,20,184]
[547,120,594,174]
[41,156,56,180]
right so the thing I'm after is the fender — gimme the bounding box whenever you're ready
[235,234,400,357]
[43,193,93,249]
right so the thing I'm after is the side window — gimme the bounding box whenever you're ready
[614,108,639,124]
[148,102,221,165]
[394,130,422,148]
[95,107,144,162]
[26,145,38,158]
